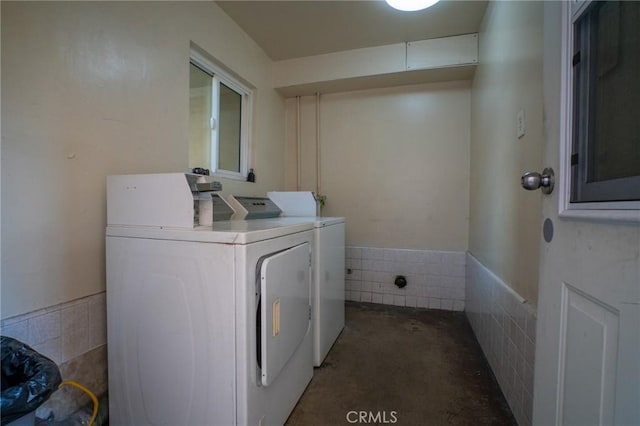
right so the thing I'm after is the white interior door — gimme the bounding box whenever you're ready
[533,3,640,425]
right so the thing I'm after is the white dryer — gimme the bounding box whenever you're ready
[106,174,314,426]
[266,192,346,367]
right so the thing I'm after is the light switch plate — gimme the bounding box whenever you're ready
[517,109,526,139]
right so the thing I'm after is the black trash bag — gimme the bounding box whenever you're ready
[1,336,62,425]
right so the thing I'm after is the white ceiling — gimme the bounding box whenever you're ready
[216,0,488,61]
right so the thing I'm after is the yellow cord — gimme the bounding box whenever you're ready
[58,380,99,426]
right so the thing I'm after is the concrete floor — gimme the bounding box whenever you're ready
[286,302,516,426]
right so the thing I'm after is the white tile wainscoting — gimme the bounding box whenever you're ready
[1,292,107,365]
[1,292,108,420]
[346,247,537,425]
[345,246,466,311]
[465,253,536,426]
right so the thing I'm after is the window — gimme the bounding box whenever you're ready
[189,48,252,179]
[570,1,640,204]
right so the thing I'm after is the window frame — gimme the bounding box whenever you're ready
[190,48,253,181]
[558,0,640,223]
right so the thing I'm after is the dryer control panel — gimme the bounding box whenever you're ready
[227,196,282,220]
[107,173,227,228]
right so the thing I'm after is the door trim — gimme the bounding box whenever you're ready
[556,0,640,222]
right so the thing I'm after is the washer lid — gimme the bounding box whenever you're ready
[313,217,345,227]
[269,216,345,228]
[106,219,314,244]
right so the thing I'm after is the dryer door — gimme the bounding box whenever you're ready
[260,242,311,387]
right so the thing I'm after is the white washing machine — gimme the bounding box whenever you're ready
[265,192,345,367]
[106,174,314,426]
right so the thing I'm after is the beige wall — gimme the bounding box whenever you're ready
[285,81,470,251]
[1,2,285,318]
[469,1,543,304]
[0,2,2,296]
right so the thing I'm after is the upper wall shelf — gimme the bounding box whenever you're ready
[273,33,478,97]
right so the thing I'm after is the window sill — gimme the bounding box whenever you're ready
[560,203,640,224]
[212,170,248,182]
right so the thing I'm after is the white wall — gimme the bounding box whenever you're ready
[285,81,470,251]
[469,1,543,304]
[1,2,285,318]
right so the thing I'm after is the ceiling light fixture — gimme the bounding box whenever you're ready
[385,0,440,12]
